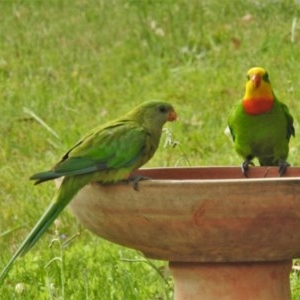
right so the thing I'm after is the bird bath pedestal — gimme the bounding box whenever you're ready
[68,167,300,300]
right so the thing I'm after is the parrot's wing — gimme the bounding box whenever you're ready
[227,125,235,141]
[280,102,295,140]
[65,122,148,170]
[227,111,236,142]
[31,120,150,183]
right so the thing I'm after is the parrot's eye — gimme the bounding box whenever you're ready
[262,72,270,82]
[246,74,250,80]
[158,105,168,113]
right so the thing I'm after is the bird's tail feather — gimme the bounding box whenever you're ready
[0,175,92,284]
[0,202,65,283]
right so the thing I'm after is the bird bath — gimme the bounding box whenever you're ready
[68,167,300,300]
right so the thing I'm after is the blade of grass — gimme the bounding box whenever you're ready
[23,107,60,139]
[0,225,25,238]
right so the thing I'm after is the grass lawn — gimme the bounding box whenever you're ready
[1,0,300,298]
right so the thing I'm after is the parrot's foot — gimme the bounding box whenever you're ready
[127,175,151,191]
[278,160,290,177]
[241,159,255,177]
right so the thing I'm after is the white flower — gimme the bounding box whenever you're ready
[15,283,26,294]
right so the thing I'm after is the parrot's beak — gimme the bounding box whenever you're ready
[168,109,177,121]
[251,74,261,88]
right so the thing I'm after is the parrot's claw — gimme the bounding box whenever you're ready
[241,159,255,177]
[278,160,289,177]
[127,175,151,191]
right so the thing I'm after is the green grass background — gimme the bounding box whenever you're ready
[1,0,300,298]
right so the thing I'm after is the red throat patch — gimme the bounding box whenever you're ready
[242,98,274,115]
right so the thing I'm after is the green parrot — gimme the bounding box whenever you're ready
[228,67,295,176]
[0,100,177,283]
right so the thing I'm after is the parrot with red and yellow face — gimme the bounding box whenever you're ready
[228,67,295,175]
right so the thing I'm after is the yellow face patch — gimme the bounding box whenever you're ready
[242,67,274,115]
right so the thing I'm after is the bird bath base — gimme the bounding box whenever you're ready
[170,261,291,300]
[68,167,300,300]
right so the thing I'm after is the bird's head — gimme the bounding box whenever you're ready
[242,67,275,115]
[128,100,177,129]
[246,67,271,90]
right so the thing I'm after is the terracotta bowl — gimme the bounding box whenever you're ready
[68,167,300,262]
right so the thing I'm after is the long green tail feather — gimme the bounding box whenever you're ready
[0,202,64,283]
[0,175,92,284]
